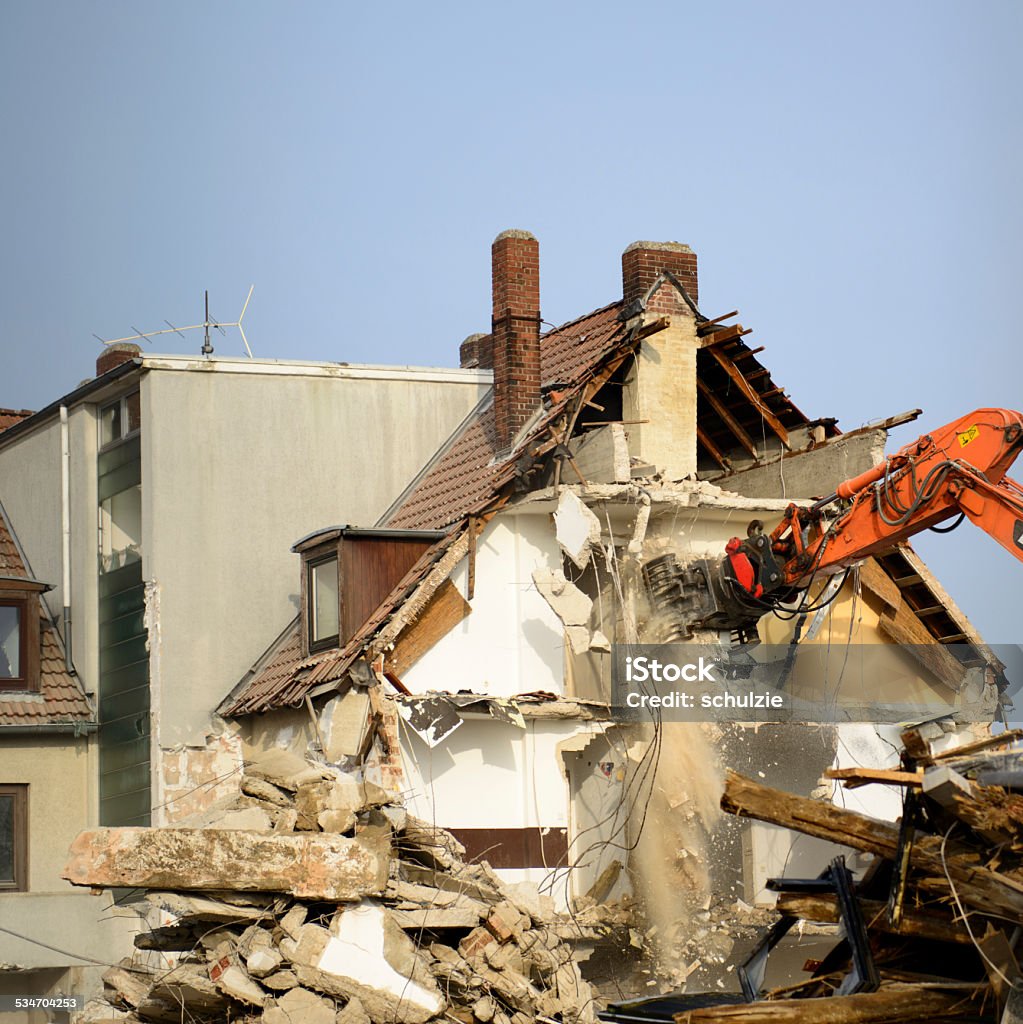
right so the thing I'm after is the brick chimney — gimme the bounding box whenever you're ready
[459,333,493,370]
[96,343,141,377]
[622,241,698,315]
[491,230,541,450]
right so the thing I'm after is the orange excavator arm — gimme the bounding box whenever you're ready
[737,409,1023,598]
[642,409,1023,643]
[760,408,1023,589]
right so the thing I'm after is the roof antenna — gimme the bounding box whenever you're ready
[91,286,256,358]
[202,290,214,357]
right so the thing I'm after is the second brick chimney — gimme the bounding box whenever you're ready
[491,230,541,450]
[622,241,698,315]
[96,343,142,377]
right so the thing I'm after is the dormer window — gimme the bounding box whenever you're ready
[292,527,446,657]
[0,601,24,683]
[0,581,45,692]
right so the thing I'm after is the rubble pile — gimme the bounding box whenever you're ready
[663,726,1023,1022]
[68,750,595,1024]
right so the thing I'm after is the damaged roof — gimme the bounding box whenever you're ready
[383,302,628,532]
[0,501,92,728]
[220,276,895,719]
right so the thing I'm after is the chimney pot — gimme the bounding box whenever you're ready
[96,343,142,377]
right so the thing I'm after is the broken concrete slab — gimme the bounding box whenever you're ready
[245,747,333,791]
[391,906,484,929]
[554,488,603,569]
[264,986,336,1024]
[337,995,372,1024]
[146,891,270,923]
[64,828,389,901]
[291,902,445,1023]
[241,775,293,807]
[321,688,372,761]
[209,954,267,1007]
[262,969,300,992]
[140,962,229,1021]
[245,945,283,977]
[532,567,593,655]
[102,966,151,1009]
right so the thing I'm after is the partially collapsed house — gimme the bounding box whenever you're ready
[217,232,1000,949]
[5,231,1009,1017]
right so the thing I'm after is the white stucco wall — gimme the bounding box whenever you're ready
[403,513,565,697]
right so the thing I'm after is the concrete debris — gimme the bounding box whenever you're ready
[78,761,597,1024]
[63,827,389,901]
[245,746,334,791]
[241,774,293,807]
[532,567,593,654]
[554,488,603,569]
[263,986,336,1024]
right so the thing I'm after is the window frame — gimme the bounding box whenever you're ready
[0,783,28,892]
[98,389,141,451]
[306,552,341,654]
[0,592,39,693]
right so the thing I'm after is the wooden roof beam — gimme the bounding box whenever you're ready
[697,426,731,471]
[707,346,791,449]
[697,378,759,460]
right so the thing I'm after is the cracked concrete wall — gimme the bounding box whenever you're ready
[718,429,887,500]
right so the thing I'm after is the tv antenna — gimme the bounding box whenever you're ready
[92,286,255,358]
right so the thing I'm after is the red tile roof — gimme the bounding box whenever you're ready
[0,409,34,433]
[0,506,92,727]
[387,302,626,531]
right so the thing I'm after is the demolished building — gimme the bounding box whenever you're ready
[214,232,1003,991]
[8,230,1012,1018]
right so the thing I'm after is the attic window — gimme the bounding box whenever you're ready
[0,586,42,693]
[308,556,340,652]
[0,603,23,682]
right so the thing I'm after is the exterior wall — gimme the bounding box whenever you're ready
[137,363,487,749]
[0,404,101,695]
[0,735,135,979]
[397,717,583,905]
[402,514,564,697]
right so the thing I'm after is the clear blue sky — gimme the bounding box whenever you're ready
[1,2,1020,643]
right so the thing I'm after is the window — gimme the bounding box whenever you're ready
[0,603,23,682]
[0,784,27,891]
[308,556,339,651]
[0,586,41,692]
[99,390,141,449]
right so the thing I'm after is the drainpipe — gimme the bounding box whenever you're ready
[60,405,73,672]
